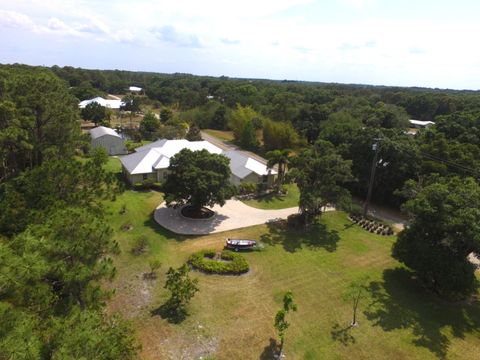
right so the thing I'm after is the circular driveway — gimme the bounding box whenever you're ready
[154,199,300,235]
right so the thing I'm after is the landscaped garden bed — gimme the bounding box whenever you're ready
[188,249,249,274]
[349,214,394,235]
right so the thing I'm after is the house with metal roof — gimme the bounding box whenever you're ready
[79,97,124,109]
[409,119,435,128]
[119,139,277,186]
[129,86,143,93]
[90,126,127,155]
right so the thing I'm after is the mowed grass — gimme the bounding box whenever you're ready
[203,129,235,142]
[103,163,480,360]
[243,183,300,210]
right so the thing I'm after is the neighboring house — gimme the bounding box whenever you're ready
[90,126,127,155]
[119,139,277,186]
[79,97,124,109]
[129,86,143,94]
[409,119,435,128]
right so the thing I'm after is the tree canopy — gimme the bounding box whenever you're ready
[393,176,480,299]
[289,140,354,225]
[163,149,235,210]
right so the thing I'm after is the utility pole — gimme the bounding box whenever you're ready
[363,138,382,217]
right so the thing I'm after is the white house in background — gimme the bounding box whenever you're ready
[119,139,277,186]
[129,86,143,93]
[90,126,127,155]
[79,97,124,109]
[409,119,435,128]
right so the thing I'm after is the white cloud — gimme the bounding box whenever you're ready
[151,26,201,48]
[0,10,39,32]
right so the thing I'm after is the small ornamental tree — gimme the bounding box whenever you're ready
[274,291,297,357]
[343,276,370,327]
[163,149,235,212]
[266,149,291,192]
[164,264,199,315]
[393,176,480,299]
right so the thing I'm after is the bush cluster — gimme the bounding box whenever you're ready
[188,250,249,275]
[133,179,163,191]
[238,182,257,195]
[349,215,394,235]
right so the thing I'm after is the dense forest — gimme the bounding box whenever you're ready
[1,63,480,357]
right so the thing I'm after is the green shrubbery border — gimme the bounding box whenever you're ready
[188,250,249,275]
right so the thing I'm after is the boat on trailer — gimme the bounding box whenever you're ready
[225,238,257,251]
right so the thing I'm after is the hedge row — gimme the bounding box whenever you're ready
[188,250,249,275]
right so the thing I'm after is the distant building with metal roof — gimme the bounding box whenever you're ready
[79,97,124,109]
[119,139,277,186]
[89,126,127,155]
[409,119,435,128]
[129,86,143,92]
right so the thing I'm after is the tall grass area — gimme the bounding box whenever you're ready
[104,162,480,360]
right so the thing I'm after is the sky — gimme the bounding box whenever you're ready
[1,0,480,90]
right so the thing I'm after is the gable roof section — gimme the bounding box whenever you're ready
[90,126,121,139]
[223,150,277,179]
[121,148,162,174]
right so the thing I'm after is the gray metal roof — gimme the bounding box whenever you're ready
[120,139,276,179]
[90,126,121,139]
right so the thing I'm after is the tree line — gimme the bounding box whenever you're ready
[0,65,138,358]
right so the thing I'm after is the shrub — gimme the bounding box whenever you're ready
[239,182,257,195]
[349,204,364,217]
[256,182,268,193]
[151,182,163,191]
[133,178,156,191]
[188,250,249,275]
[145,259,162,279]
[131,235,149,255]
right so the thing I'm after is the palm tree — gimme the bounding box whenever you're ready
[266,149,291,193]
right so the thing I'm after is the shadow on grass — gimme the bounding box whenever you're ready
[151,302,187,324]
[260,221,340,253]
[259,338,279,360]
[144,215,190,242]
[330,323,356,346]
[255,193,288,206]
[364,268,480,359]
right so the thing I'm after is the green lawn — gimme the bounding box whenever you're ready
[104,156,122,173]
[103,163,480,360]
[242,183,300,209]
[203,129,235,142]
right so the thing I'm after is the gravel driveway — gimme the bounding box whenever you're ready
[154,199,303,235]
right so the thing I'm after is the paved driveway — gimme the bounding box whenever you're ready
[154,199,301,235]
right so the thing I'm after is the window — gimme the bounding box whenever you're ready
[142,174,148,180]
[163,172,168,179]
[262,175,268,183]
